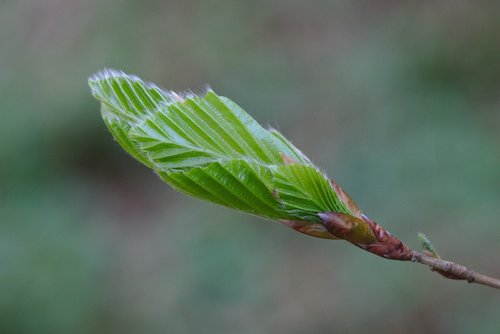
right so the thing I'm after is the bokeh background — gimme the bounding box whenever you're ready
[1,0,499,333]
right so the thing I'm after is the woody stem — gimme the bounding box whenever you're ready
[410,251,500,290]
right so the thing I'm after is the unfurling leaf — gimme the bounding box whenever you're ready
[88,70,411,260]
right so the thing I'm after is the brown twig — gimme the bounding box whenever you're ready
[319,213,500,290]
[411,251,500,290]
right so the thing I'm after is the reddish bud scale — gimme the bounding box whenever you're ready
[320,212,413,261]
[359,214,413,260]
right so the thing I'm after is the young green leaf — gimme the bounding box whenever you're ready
[89,70,355,232]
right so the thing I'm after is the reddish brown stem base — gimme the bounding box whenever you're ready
[320,212,413,261]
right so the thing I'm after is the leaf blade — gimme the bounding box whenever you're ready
[89,70,358,227]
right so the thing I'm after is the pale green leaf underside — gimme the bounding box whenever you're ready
[89,70,352,222]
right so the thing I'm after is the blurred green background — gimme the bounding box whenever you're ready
[1,0,499,333]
